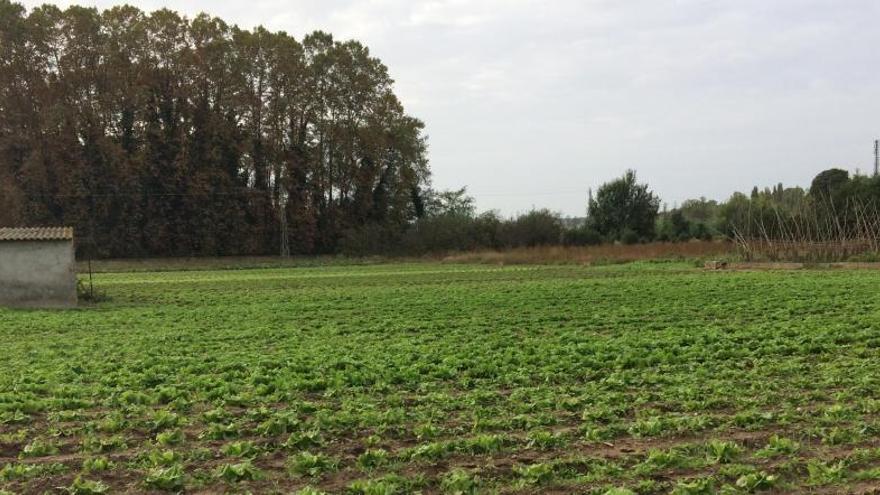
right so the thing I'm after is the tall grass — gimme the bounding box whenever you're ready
[81,242,733,272]
[441,241,732,265]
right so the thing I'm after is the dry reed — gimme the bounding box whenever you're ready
[733,198,880,262]
[441,241,732,265]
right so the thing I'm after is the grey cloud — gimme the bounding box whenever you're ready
[21,0,880,215]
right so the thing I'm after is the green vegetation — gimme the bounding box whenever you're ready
[3,262,880,492]
[588,170,660,243]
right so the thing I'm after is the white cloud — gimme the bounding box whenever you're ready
[406,1,485,28]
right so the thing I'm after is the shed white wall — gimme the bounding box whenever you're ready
[0,240,77,307]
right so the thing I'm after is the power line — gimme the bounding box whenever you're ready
[470,190,588,198]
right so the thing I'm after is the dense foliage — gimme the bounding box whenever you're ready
[0,1,428,257]
[4,263,880,492]
[588,170,660,243]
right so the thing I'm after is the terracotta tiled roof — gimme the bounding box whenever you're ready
[0,227,74,241]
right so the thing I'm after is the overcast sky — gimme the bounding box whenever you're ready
[22,0,880,216]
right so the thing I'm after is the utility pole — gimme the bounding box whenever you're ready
[874,139,879,177]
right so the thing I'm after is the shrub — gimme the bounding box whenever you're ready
[339,223,401,256]
[403,213,493,253]
[620,228,640,245]
[500,209,564,247]
[564,225,602,246]
[76,280,110,303]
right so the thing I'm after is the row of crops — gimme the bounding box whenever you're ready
[2,263,880,493]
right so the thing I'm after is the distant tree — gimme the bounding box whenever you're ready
[679,197,719,224]
[657,209,692,242]
[423,187,476,217]
[588,170,660,242]
[669,210,691,240]
[718,192,752,237]
[399,188,481,254]
[809,168,850,200]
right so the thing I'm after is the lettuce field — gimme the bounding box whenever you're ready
[3,262,880,494]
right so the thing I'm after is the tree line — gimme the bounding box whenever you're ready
[656,168,880,244]
[2,2,877,258]
[0,1,428,257]
[391,167,880,256]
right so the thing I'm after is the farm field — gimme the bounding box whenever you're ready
[2,262,880,494]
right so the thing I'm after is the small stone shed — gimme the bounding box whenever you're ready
[0,227,77,307]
